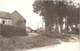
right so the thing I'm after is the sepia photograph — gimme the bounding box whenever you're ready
[0,0,80,51]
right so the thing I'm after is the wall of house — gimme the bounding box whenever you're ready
[11,11,26,28]
[0,11,26,28]
[11,15,26,28]
[0,18,12,25]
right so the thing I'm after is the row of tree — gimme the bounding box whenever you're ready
[33,0,80,34]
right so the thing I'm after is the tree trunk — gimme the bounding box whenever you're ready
[56,17,59,33]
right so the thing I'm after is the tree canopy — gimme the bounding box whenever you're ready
[33,0,80,33]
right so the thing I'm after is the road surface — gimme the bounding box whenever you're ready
[24,41,80,51]
[27,33,39,37]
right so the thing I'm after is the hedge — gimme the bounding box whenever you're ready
[0,24,27,38]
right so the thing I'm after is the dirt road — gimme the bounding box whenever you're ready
[27,33,39,37]
[24,41,80,51]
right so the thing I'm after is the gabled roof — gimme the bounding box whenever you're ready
[11,10,26,22]
[0,11,11,19]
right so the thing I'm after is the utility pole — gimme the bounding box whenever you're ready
[42,18,45,29]
[37,21,39,29]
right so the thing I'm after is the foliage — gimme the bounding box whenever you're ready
[0,34,78,50]
[0,24,27,38]
[33,0,79,33]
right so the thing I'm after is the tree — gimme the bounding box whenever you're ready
[33,1,56,33]
[33,0,80,34]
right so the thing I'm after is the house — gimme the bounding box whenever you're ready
[0,11,12,25]
[0,10,26,28]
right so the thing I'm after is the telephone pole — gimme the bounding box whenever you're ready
[37,21,39,29]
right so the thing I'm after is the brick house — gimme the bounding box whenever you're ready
[0,10,26,28]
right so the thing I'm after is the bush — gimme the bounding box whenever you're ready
[0,32,78,50]
[0,24,28,38]
[41,32,79,42]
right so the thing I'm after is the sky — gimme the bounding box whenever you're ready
[0,0,80,30]
[0,0,43,30]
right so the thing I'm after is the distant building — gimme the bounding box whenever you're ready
[26,27,32,33]
[0,10,26,28]
[37,27,45,33]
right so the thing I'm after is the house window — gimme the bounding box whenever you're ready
[3,21,5,24]
[6,19,12,25]
[0,18,12,25]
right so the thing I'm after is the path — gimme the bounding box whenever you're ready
[27,33,39,37]
[24,41,80,51]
